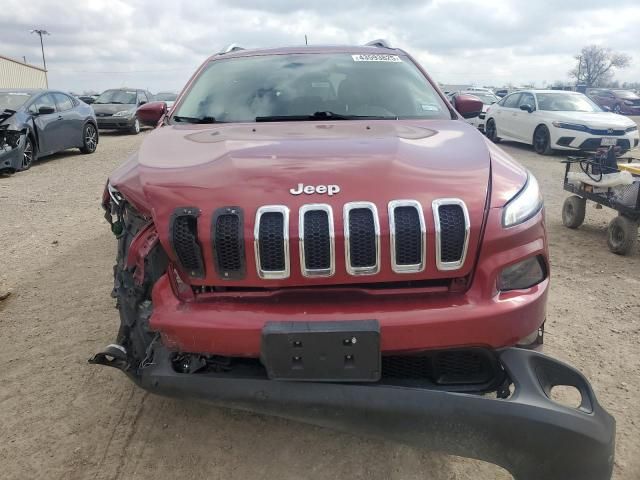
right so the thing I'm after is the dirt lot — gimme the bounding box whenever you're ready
[1,123,639,480]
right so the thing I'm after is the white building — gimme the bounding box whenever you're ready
[0,54,47,89]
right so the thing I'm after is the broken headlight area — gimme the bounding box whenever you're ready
[0,129,23,153]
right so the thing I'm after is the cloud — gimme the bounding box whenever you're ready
[0,0,638,93]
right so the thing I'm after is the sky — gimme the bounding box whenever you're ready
[1,0,639,94]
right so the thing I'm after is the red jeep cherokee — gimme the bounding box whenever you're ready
[93,42,614,479]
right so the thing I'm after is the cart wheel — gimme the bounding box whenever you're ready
[562,196,586,229]
[607,215,638,256]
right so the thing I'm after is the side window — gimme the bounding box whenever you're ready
[28,93,57,114]
[518,93,535,109]
[138,92,148,104]
[502,93,522,108]
[53,93,74,111]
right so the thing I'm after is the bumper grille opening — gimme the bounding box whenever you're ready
[435,202,468,267]
[258,212,285,271]
[170,209,205,278]
[393,206,422,266]
[302,209,332,271]
[345,203,379,274]
[213,207,244,279]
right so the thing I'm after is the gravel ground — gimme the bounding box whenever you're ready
[0,123,639,480]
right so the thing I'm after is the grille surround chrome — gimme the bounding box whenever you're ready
[299,204,335,277]
[432,198,470,271]
[388,200,426,274]
[343,201,380,276]
[254,205,290,279]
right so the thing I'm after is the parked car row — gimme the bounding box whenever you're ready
[1,88,98,174]
[586,88,640,115]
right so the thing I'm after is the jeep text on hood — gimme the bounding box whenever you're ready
[94,44,615,480]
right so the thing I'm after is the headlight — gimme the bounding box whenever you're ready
[625,125,638,133]
[551,121,587,131]
[624,100,634,106]
[113,110,133,117]
[498,255,546,291]
[502,173,543,227]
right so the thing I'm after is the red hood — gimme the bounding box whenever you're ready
[111,120,521,287]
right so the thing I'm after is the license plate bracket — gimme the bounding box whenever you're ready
[261,320,381,382]
[600,137,617,146]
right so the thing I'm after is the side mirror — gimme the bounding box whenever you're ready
[453,94,483,119]
[37,106,55,115]
[137,101,167,126]
[519,104,534,113]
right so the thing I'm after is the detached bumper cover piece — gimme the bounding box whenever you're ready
[134,346,615,480]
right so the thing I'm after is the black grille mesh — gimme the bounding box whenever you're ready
[438,204,466,263]
[348,208,377,268]
[215,213,243,274]
[172,214,204,276]
[303,210,331,270]
[258,212,285,271]
[393,206,422,265]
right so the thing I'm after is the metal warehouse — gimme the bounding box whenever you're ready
[0,54,47,88]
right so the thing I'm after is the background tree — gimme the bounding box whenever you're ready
[570,45,630,87]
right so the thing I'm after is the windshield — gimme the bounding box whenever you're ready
[536,93,602,112]
[173,53,451,123]
[463,92,498,105]
[0,92,33,111]
[155,93,177,102]
[613,90,639,99]
[95,90,137,105]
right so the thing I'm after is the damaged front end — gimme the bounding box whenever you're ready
[0,124,27,173]
[91,187,615,480]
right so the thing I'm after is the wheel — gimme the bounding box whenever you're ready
[21,136,34,171]
[562,195,586,229]
[607,215,638,255]
[533,125,552,155]
[613,104,621,114]
[485,118,500,143]
[80,123,98,154]
[129,117,140,135]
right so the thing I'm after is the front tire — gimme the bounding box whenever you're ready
[533,125,552,155]
[485,119,500,143]
[21,136,34,171]
[562,196,586,229]
[80,123,98,154]
[607,215,638,255]
[129,117,141,135]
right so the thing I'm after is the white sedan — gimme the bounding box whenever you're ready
[484,90,639,155]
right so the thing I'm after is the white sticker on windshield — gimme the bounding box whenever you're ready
[352,54,402,63]
[8,93,29,96]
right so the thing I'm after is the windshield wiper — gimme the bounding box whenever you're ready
[173,115,219,124]
[1,108,16,114]
[256,111,398,122]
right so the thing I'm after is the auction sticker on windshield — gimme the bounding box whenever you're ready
[352,54,402,62]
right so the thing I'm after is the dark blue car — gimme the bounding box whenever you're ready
[0,89,98,174]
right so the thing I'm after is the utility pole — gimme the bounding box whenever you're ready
[30,29,50,87]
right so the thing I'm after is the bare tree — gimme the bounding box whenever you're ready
[570,45,630,87]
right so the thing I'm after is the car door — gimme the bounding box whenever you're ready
[52,93,82,149]
[495,93,521,140]
[510,92,538,142]
[28,93,62,155]
[599,90,616,110]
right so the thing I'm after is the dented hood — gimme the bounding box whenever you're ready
[111,120,510,286]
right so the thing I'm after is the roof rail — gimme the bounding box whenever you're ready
[365,39,391,49]
[219,44,244,55]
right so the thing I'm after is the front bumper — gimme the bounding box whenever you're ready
[551,129,639,151]
[96,116,135,130]
[132,344,615,480]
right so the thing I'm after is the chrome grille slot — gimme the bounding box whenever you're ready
[254,206,290,279]
[388,200,425,273]
[170,207,205,278]
[432,199,470,271]
[212,207,245,280]
[344,202,380,275]
[299,204,334,277]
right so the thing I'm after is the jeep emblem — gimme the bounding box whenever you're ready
[290,183,340,196]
